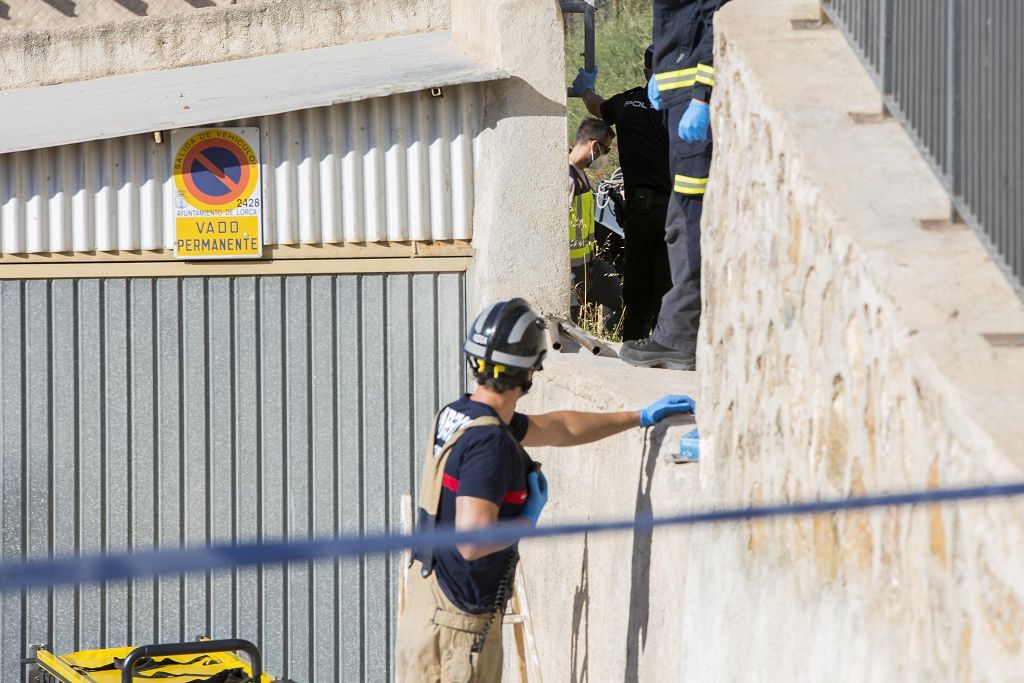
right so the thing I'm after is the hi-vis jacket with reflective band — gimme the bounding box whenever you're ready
[651,0,732,111]
[568,164,596,267]
[674,173,708,196]
[416,411,530,576]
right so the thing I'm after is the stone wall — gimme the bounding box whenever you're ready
[0,0,449,90]
[519,0,1024,680]
[692,0,1024,678]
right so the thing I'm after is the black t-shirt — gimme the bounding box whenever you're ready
[599,84,672,197]
[427,395,531,614]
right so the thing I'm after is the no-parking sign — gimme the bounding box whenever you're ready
[172,127,263,259]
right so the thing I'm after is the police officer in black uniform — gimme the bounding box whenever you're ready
[618,0,732,370]
[573,46,673,341]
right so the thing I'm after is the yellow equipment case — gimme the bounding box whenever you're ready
[26,637,278,683]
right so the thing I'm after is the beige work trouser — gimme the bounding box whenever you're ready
[396,561,505,683]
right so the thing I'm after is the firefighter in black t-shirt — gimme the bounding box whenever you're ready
[573,46,672,341]
[395,298,694,682]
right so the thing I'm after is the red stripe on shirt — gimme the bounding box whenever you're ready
[503,490,527,504]
[441,474,527,505]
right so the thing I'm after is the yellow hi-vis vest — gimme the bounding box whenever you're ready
[568,165,596,267]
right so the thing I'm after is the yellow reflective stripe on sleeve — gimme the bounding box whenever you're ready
[674,174,708,195]
[695,63,716,87]
[654,67,698,92]
[656,67,699,80]
[660,79,695,92]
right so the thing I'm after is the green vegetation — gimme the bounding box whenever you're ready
[564,0,651,182]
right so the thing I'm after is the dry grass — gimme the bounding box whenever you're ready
[573,299,624,343]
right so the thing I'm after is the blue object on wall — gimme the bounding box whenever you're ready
[675,428,700,463]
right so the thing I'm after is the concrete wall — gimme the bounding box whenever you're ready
[0,0,246,32]
[515,354,700,682]
[520,0,1024,680]
[453,0,570,317]
[0,0,449,90]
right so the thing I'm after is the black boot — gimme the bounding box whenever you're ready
[619,337,695,371]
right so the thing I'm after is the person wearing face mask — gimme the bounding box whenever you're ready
[573,46,672,341]
[567,117,623,328]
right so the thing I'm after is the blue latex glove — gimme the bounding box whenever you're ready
[640,395,695,428]
[520,470,549,525]
[678,100,710,142]
[647,76,662,110]
[573,66,598,94]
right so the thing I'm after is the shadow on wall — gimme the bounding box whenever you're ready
[571,533,589,683]
[568,426,669,682]
[34,0,223,20]
[0,2,8,19]
[113,0,148,14]
[480,77,566,130]
[43,0,77,17]
[625,427,664,683]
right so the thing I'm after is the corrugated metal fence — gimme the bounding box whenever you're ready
[0,84,480,253]
[0,272,467,682]
[823,0,1024,293]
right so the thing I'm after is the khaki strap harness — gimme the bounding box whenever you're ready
[416,413,502,576]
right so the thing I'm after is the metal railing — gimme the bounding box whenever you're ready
[823,0,1024,295]
[562,1,598,98]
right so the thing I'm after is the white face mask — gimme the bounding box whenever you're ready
[590,145,608,172]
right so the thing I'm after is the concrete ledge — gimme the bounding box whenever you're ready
[0,0,450,91]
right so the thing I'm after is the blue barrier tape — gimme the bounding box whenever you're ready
[1,480,1022,592]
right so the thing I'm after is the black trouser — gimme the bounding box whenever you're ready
[652,102,713,355]
[570,257,623,329]
[621,194,671,341]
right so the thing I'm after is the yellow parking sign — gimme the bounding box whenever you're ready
[172,127,263,259]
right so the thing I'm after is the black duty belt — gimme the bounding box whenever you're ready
[626,187,671,211]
